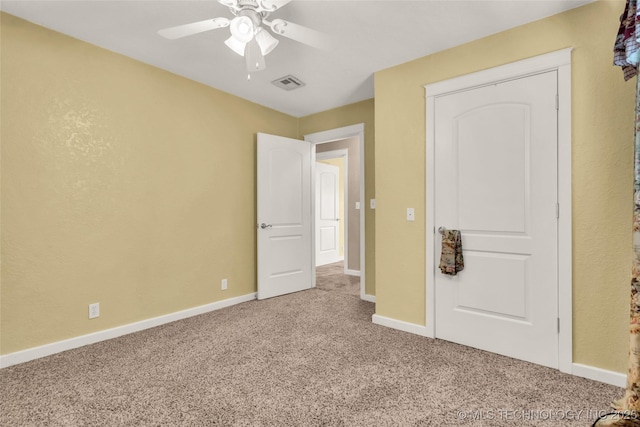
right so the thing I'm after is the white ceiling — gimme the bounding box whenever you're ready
[1,0,594,117]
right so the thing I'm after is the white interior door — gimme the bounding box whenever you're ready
[257,133,312,300]
[434,71,559,368]
[315,162,341,266]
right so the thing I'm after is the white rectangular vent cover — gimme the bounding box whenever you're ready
[272,75,305,91]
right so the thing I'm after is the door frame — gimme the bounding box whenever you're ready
[316,149,348,269]
[305,124,369,301]
[424,48,572,373]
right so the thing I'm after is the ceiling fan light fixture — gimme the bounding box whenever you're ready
[224,36,246,56]
[158,1,328,78]
[230,15,255,43]
[255,27,279,55]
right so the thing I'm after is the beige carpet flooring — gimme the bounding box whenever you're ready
[0,262,624,426]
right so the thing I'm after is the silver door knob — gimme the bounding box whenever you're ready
[259,223,273,229]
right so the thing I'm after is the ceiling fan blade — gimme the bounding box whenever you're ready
[245,38,266,73]
[217,0,240,11]
[158,18,229,40]
[257,0,293,12]
[267,19,331,50]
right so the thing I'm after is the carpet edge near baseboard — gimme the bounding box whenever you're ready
[371,313,626,388]
[0,292,257,369]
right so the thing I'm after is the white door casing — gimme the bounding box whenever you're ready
[315,162,342,266]
[425,49,573,373]
[257,133,312,300]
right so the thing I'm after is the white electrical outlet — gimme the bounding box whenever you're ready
[221,279,228,290]
[88,303,100,319]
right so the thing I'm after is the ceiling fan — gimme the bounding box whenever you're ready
[158,0,329,76]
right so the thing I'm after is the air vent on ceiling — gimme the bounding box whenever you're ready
[272,75,306,91]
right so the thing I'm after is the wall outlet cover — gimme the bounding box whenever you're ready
[89,303,100,319]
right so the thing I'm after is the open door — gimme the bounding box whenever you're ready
[257,133,313,299]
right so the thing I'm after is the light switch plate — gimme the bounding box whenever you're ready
[407,208,415,221]
[370,199,376,209]
[355,202,360,210]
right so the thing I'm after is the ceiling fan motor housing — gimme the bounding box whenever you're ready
[236,9,263,29]
[237,0,259,8]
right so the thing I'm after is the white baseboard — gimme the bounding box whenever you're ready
[3,294,626,390]
[345,269,360,277]
[0,292,257,369]
[372,316,626,388]
[372,314,432,337]
[361,294,376,303]
[572,363,626,388]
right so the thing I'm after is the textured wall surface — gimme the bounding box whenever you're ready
[6,1,629,376]
[0,13,298,354]
[374,0,634,373]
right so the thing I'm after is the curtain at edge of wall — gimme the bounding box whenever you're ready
[596,1,640,425]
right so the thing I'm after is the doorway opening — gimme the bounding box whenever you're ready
[316,149,347,268]
[304,124,369,301]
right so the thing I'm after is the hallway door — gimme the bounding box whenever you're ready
[316,162,342,266]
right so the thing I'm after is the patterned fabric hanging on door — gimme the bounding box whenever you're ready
[596,1,640,425]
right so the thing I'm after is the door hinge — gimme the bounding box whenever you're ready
[556,203,559,219]
[555,94,559,110]
[557,317,560,333]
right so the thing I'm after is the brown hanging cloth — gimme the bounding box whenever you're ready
[438,229,464,276]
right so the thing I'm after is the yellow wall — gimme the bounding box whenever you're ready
[4,1,628,376]
[374,0,634,373]
[0,13,298,354]
[299,100,376,296]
